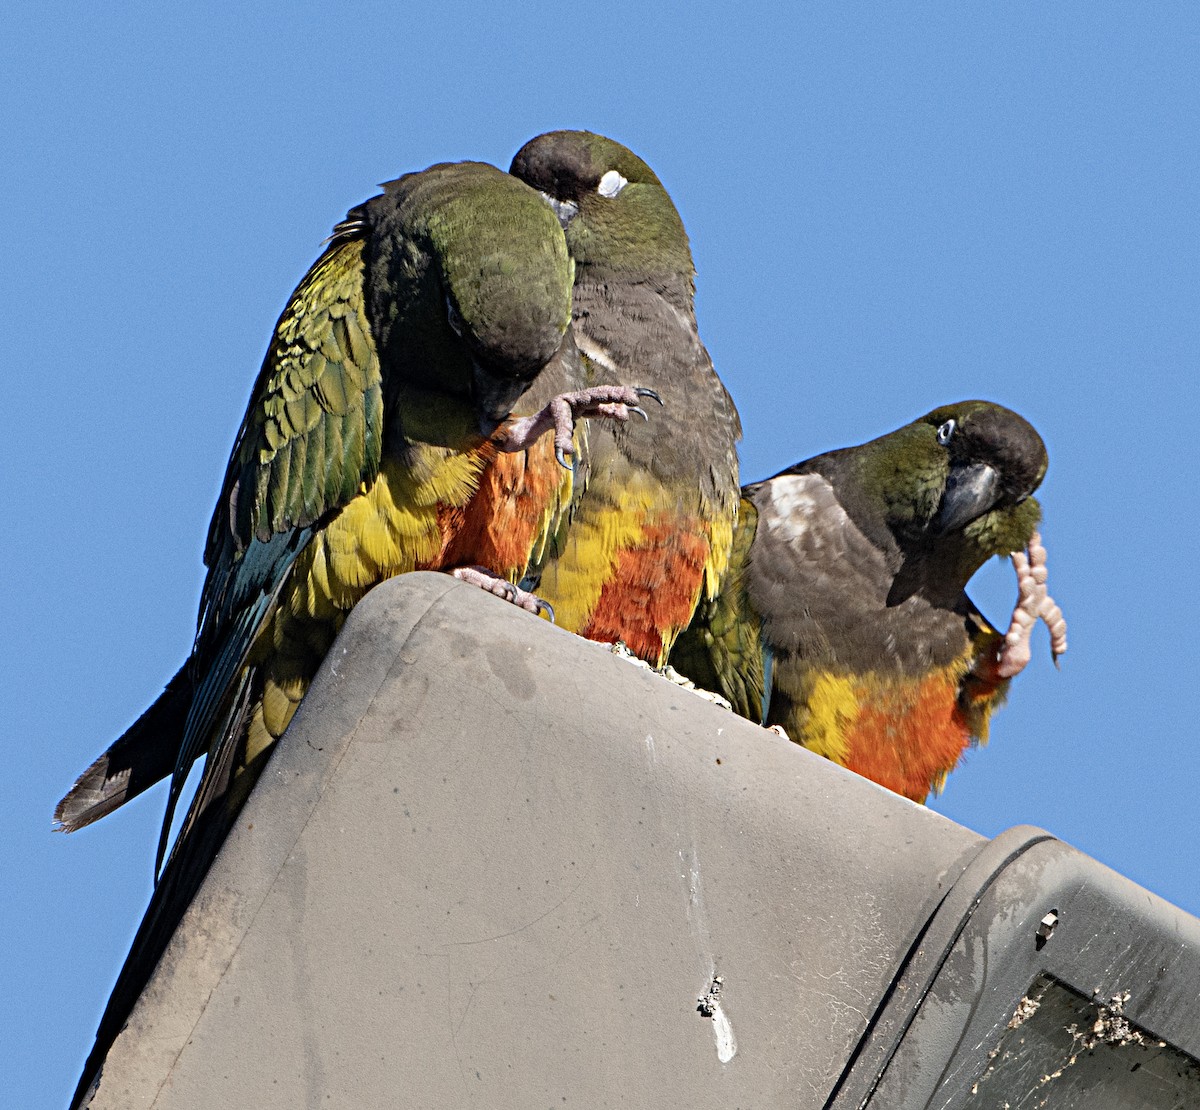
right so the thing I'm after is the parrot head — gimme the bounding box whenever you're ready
[920,401,1048,536]
[510,130,694,279]
[367,161,575,424]
[846,399,1048,577]
[810,399,1048,605]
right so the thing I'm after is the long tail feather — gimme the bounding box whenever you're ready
[54,666,193,833]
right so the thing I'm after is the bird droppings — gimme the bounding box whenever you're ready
[697,975,737,1063]
[973,980,1169,1101]
[607,641,653,668]
[1008,992,1041,1030]
[1072,990,1148,1053]
[661,665,734,710]
[697,975,723,1017]
[606,642,734,710]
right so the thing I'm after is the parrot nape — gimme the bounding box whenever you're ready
[55,159,655,877]
[509,130,742,667]
[672,400,1068,802]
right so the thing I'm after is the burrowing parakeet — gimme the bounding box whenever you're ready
[672,400,1067,801]
[510,130,742,667]
[55,160,652,874]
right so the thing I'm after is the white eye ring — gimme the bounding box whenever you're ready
[598,169,628,198]
[936,419,956,445]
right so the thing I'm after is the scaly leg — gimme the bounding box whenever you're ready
[997,530,1068,679]
[497,386,662,468]
[451,565,555,620]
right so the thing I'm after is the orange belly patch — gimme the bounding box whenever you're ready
[839,666,977,802]
[582,514,711,666]
[439,434,572,582]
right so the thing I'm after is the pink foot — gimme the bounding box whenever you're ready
[996,531,1068,679]
[497,386,662,468]
[451,565,554,620]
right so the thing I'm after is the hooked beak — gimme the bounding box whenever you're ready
[932,461,1001,534]
[472,361,535,429]
[539,191,580,230]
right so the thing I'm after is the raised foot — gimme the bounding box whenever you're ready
[996,530,1068,679]
[451,566,554,620]
[497,386,663,468]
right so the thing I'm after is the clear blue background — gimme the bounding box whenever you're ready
[4,4,1197,1105]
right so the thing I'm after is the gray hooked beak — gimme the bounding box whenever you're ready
[539,191,580,230]
[472,361,535,429]
[933,461,1001,534]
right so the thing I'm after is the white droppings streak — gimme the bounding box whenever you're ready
[698,974,737,1063]
[712,1003,737,1062]
[640,727,736,1066]
[679,848,708,923]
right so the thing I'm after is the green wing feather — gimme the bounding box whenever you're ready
[201,233,382,622]
[194,233,382,640]
[159,232,384,876]
[670,496,764,720]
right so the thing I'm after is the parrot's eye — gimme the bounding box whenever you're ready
[936,419,956,446]
[597,170,628,198]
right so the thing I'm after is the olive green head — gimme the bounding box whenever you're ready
[510,130,693,279]
[366,160,574,419]
[837,400,1047,559]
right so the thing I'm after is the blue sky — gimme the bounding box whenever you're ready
[3,4,1198,1105]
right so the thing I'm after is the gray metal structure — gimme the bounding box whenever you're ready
[76,573,1200,1108]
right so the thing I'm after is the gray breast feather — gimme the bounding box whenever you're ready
[747,473,970,673]
[748,474,891,657]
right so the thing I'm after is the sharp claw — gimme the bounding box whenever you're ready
[630,406,648,421]
[635,387,664,407]
[536,598,556,623]
[555,445,574,471]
